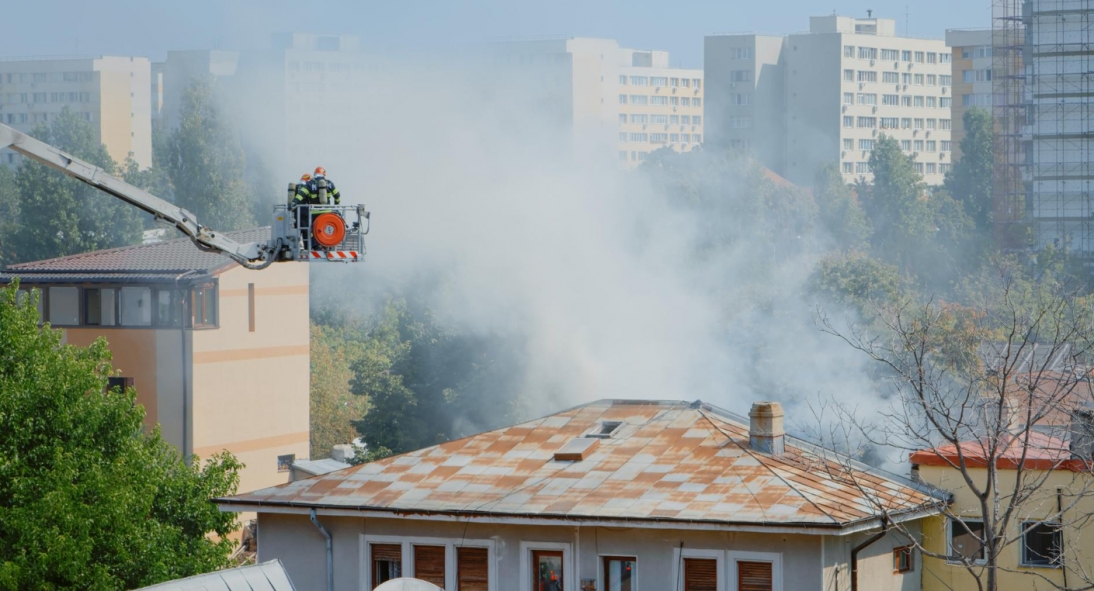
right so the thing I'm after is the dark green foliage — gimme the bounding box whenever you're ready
[944,108,994,232]
[0,282,241,590]
[0,166,18,265]
[10,108,144,263]
[813,163,870,250]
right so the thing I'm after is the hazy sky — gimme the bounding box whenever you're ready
[5,0,989,67]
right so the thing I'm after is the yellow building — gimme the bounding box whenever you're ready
[617,52,704,165]
[0,56,152,169]
[0,228,310,498]
[912,433,1093,591]
[945,29,993,160]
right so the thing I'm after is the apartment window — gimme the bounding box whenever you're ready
[940,118,952,130]
[914,51,925,63]
[927,74,937,86]
[629,76,647,86]
[650,133,668,143]
[106,377,134,394]
[858,47,877,60]
[894,547,913,573]
[914,74,924,85]
[692,115,701,125]
[670,96,679,106]
[48,287,79,326]
[681,79,691,88]
[926,163,937,174]
[730,70,752,83]
[372,544,403,586]
[914,140,925,151]
[618,132,628,142]
[843,138,854,150]
[843,116,854,128]
[618,94,627,104]
[856,162,870,174]
[901,95,912,106]
[940,74,952,86]
[681,97,691,107]
[32,92,46,103]
[728,117,750,129]
[858,71,877,83]
[85,288,116,326]
[927,52,938,64]
[881,117,899,128]
[940,163,951,174]
[629,133,647,142]
[680,134,690,142]
[844,69,855,82]
[842,162,854,174]
[882,94,899,106]
[950,520,985,562]
[413,546,446,587]
[940,97,952,108]
[670,115,679,124]
[941,53,952,63]
[1021,522,1063,567]
[914,96,924,107]
[684,558,717,591]
[693,79,701,89]
[859,139,876,151]
[844,45,855,58]
[926,97,937,108]
[191,284,217,328]
[857,116,876,128]
[670,78,679,87]
[650,96,667,105]
[692,134,701,143]
[731,47,753,59]
[120,287,152,327]
[858,93,877,106]
[844,92,854,105]
[650,114,668,125]
[681,115,691,125]
[630,114,647,124]
[902,50,912,61]
[926,118,937,130]
[902,73,912,85]
[32,72,47,83]
[693,98,701,107]
[962,93,991,107]
[941,140,952,151]
[883,72,899,84]
[670,133,679,142]
[914,118,925,130]
[533,550,564,591]
[630,95,648,106]
[881,48,900,61]
[618,114,627,125]
[603,556,635,591]
[458,547,489,590]
[650,76,667,87]
[901,139,912,150]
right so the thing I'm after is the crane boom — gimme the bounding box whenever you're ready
[0,122,273,268]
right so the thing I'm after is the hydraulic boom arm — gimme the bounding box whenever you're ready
[0,122,274,269]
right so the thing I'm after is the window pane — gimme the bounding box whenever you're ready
[604,557,635,591]
[1023,522,1062,566]
[458,547,489,591]
[684,558,717,591]
[951,520,985,561]
[534,551,563,591]
[86,288,116,326]
[372,544,402,586]
[414,545,445,586]
[156,289,182,327]
[48,287,79,325]
[120,287,152,326]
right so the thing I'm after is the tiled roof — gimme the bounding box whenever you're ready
[218,400,945,531]
[1,228,270,280]
[910,431,1087,471]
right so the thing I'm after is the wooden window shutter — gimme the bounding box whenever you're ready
[372,544,402,562]
[737,561,773,591]
[414,545,446,587]
[458,547,489,591]
[684,558,717,591]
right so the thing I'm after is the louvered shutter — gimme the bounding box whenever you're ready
[737,561,773,591]
[414,545,446,586]
[458,547,489,591]
[372,544,402,562]
[684,558,717,591]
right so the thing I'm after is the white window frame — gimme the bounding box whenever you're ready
[671,547,726,591]
[946,518,988,565]
[359,534,497,591]
[598,553,640,591]
[728,550,783,591]
[520,540,573,591]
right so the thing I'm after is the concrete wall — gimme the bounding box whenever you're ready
[784,32,842,186]
[253,512,924,591]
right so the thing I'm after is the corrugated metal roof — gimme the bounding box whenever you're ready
[218,400,945,531]
[1,228,270,280]
[135,559,296,591]
[293,458,352,477]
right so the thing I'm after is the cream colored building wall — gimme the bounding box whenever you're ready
[617,67,703,166]
[917,464,1094,591]
[946,30,993,161]
[191,262,310,496]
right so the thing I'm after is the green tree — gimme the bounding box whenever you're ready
[0,282,241,590]
[310,321,370,457]
[810,251,905,315]
[166,80,254,231]
[813,163,870,250]
[11,108,144,263]
[0,166,18,265]
[944,107,994,233]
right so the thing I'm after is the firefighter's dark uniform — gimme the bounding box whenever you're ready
[292,176,342,248]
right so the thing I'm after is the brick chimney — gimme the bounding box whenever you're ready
[749,402,785,456]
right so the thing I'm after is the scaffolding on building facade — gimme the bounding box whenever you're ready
[995,0,1094,256]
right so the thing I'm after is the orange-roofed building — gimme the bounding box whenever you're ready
[218,399,945,591]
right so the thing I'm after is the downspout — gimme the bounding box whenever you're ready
[310,508,333,591]
[1058,487,1068,589]
[850,519,889,591]
[174,270,197,462]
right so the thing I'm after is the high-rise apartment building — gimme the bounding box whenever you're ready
[158,50,240,132]
[0,56,152,169]
[945,29,993,160]
[707,16,953,186]
[497,38,703,165]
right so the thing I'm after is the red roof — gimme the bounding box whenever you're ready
[910,431,1089,471]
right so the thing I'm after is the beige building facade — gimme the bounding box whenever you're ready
[0,56,152,169]
[707,16,953,186]
[1,229,310,498]
[945,29,994,160]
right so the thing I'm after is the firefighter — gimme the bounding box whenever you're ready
[292,173,315,244]
[312,166,340,205]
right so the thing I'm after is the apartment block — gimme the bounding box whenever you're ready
[158,50,240,132]
[0,56,152,169]
[497,38,703,166]
[945,29,993,160]
[707,16,953,186]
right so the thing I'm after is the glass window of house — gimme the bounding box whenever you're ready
[85,288,116,326]
[604,556,635,591]
[894,546,913,573]
[156,289,183,327]
[372,544,402,586]
[120,287,152,326]
[1022,522,1062,567]
[533,550,564,591]
[950,519,986,562]
[48,287,79,326]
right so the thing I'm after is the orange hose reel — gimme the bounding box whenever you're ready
[312,213,346,247]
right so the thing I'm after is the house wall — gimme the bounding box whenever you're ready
[917,464,1094,591]
[254,512,925,591]
[192,262,310,496]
